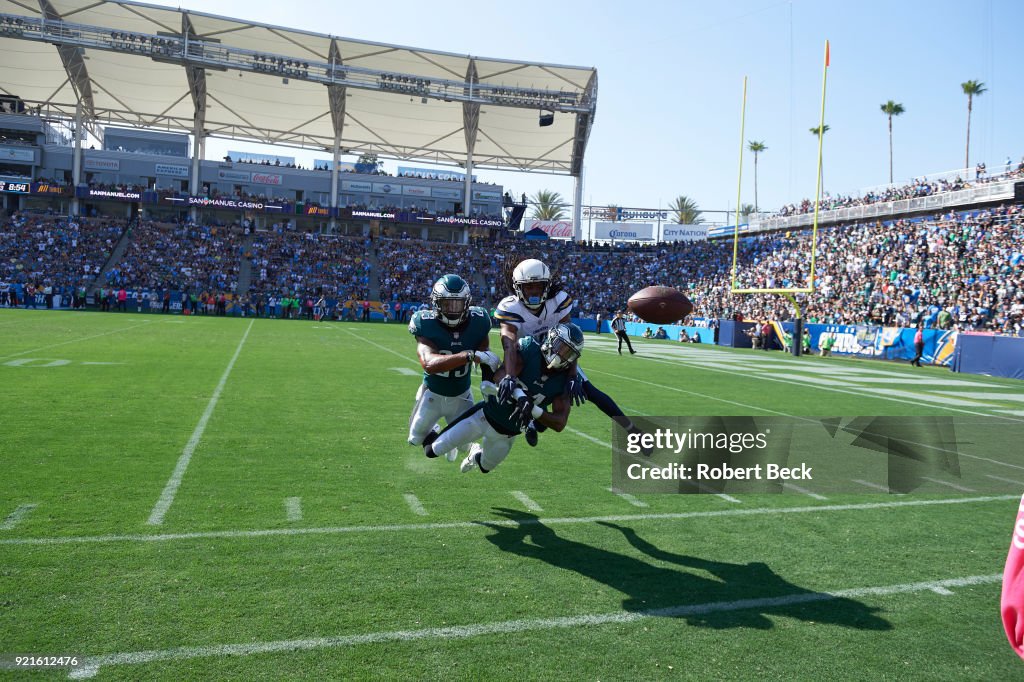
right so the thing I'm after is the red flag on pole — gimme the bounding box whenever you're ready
[825,41,830,67]
[1002,494,1024,659]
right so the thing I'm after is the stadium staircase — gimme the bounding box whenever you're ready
[505,203,527,231]
[88,217,136,294]
[236,233,255,295]
[366,246,381,301]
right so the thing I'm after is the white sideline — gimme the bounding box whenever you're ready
[146,320,254,526]
[2,495,1014,547]
[1,504,37,530]
[0,321,152,361]
[66,573,1001,679]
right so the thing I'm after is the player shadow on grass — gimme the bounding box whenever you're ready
[480,509,891,631]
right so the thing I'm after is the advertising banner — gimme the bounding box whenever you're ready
[662,224,709,242]
[84,158,120,171]
[155,163,189,178]
[402,186,430,197]
[342,180,373,192]
[302,204,335,217]
[593,222,654,241]
[217,169,251,183]
[524,219,574,239]
[372,182,401,195]
[32,182,70,196]
[430,187,462,199]
[472,190,502,201]
[250,172,283,186]
[397,166,476,182]
[0,147,35,163]
[617,208,668,221]
[82,187,141,201]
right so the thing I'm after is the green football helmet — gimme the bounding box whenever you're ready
[431,274,472,328]
[541,323,584,370]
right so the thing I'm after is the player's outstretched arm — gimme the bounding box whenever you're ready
[499,322,520,377]
[535,393,571,433]
[417,337,477,375]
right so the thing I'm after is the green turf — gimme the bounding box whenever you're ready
[0,308,1021,680]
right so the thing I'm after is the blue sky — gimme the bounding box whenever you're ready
[158,0,1022,220]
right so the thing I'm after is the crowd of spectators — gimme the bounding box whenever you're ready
[0,211,123,295]
[376,239,483,304]
[4,196,1023,337]
[104,221,244,295]
[773,157,1024,218]
[248,229,372,304]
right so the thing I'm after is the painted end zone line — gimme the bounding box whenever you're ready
[67,573,1000,679]
[147,320,254,526]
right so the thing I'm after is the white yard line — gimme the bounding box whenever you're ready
[146,320,254,526]
[783,483,828,501]
[920,476,975,493]
[285,498,302,522]
[403,493,428,516]
[0,321,152,361]
[1,504,37,530]
[511,491,543,512]
[3,495,1013,547]
[853,479,893,493]
[985,474,1024,486]
[606,488,649,508]
[66,573,1001,679]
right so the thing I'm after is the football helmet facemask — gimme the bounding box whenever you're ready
[541,322,584,370]
[431,274,471,328]
[512,259,551,312]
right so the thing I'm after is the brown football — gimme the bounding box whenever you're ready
[627,286,694,324]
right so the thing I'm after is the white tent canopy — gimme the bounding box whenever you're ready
[0,0,597,175]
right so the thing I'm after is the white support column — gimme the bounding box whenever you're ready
[462,155,473,218]
[71,100,83,216]
[330,136,341,232]
[189,115,203,222]
[573,172,584,242]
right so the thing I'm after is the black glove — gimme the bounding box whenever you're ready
[497,375,519,404]
[512,395,534,430]
[568,377,588,407]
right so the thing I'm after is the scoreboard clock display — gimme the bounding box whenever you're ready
[0,180,30,194]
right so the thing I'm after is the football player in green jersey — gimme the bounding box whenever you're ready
[423,323,583,474]
[408,274,500,460]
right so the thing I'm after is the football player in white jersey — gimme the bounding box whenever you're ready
[493,258,650,452]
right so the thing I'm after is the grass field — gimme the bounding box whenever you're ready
[1,308,1023,680]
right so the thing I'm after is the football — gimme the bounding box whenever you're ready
[627,286,694,324]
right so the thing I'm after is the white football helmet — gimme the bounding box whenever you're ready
[541,323,584,370]
[512,259,551,312]
[430,274,471,327]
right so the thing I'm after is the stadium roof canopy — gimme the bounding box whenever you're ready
[0,0,597,175]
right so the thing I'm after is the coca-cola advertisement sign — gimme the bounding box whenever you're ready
[251,173,283,185]
[525,220,574,239]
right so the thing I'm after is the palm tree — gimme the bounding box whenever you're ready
[747,140,767,212]
[605,204,620,222]
[531,190,566,220]
[879,100,904,184]
[669,195,702,224]
[961,80,986,169]
[809,124,830,192]
[740,203,756,221]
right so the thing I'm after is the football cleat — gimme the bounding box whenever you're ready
[525,421,539,447]
[460,444,483,473]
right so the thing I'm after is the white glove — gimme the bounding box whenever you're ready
[474,350,501,372]
[479,381,499,398]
